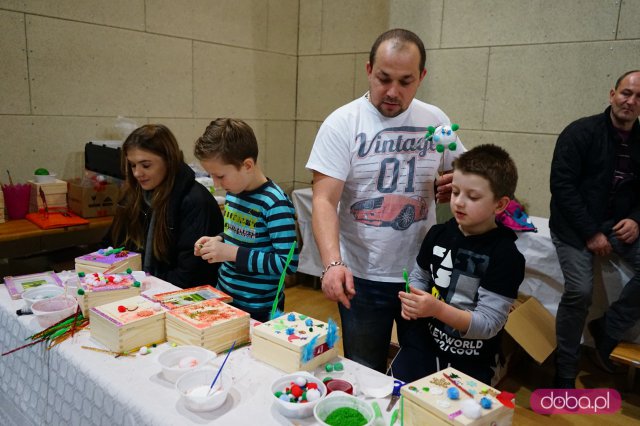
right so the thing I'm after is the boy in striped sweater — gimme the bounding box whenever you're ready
[194,118,298,322]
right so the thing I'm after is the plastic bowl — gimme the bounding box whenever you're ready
[157,345,216,383]
[314,392,375,426]
[175,366,232,412]
[31,295,78,328]
[33,173,57,183]
[22,285,64,312]
[271,372,327,419]
[356,370,394,398]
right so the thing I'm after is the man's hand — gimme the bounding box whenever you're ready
[586,232,612,256]
[321,265,355,309]
[613,218,640,244]
[435,172,453,203]
[399,287,440,320]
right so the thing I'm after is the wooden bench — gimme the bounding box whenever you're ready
[610,342,640,390]
[0,216,112,259]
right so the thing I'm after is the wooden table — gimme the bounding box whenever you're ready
[0,216,112,258]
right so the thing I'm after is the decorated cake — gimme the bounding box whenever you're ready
[90,295,167,353]
[400,367,514,426]
[75,247,141,274]
[153,285,232,309]
[252,312,340,373]
[165,299,250,353]
[75,272,141,317]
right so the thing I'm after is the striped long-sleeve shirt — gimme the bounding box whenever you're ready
[218,179,299,315]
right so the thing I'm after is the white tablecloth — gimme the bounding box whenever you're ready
[291,188,640,344]
[0,276,397,426]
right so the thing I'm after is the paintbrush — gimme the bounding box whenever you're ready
[207,340,236,396]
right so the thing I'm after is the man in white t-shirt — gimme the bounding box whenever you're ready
[306,28,464,373]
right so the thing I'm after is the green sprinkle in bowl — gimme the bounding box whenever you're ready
[314,391,374,426]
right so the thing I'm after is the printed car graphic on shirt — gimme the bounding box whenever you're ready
[350,194,428,230]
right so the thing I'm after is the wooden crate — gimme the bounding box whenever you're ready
[75,249,141,274]
[165,299,249,353]
[90,295,166,353]
[152,285,232,309]
[75,272,141,318]
[400,367,514,426]
[28,179,67,211]
[251,312,340,373]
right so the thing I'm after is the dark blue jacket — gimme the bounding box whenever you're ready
[550,107,640,249]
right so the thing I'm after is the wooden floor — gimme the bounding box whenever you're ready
[287,278,640,425]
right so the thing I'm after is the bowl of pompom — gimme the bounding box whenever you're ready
[176,366,232,412]
[314,391,375,426]
[271,371,327,419]
[22,285,65,312]
[157,345,216,383]
[31,295,78,328]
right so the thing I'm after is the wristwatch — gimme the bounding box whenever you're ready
[320,260,347,281]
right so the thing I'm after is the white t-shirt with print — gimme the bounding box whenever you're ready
[306,95,464,282]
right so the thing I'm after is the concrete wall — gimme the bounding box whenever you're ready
[296,0,640,217]
[1,1,639,216]
[0,0,299,192]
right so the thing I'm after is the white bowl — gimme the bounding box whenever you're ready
[22,285,64,312]
[157,345,216,383]
[314,391,375,426]
[31,295,78,328]
[176,366,232,412]
[33,173,57,183]
[271,371,327,419]
[356,369,394,398]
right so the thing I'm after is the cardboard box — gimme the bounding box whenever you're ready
[504,294,556,365]
[251,312,340,373]
[400,367,514,426]
[90,295,166,352]
[67,179,119,218]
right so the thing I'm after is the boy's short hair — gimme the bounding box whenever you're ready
[194,118,259,168]
[453,144,518,199]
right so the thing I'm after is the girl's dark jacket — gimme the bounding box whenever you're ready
[105,163,224,288]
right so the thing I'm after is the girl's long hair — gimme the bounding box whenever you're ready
[110,124,183,262]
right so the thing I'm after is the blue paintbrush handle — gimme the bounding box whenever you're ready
[208,340,236,395]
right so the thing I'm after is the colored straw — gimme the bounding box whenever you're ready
[207,340,236,396]
[270,241,297,320]
[403,268,410,293]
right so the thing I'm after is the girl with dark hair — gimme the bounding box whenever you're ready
[106,124,223,288]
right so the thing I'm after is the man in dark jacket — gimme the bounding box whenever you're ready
[550,70,640,389]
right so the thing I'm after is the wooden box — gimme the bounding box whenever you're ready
[251,312,340,373]
[153,285,232,309]
[28,179,67,211]
[90,295,166,353]
[4,271,63,300]
[75,248,141,274]
[75,272,141,317]
[400,367,514,426]
[165,299,250,353]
